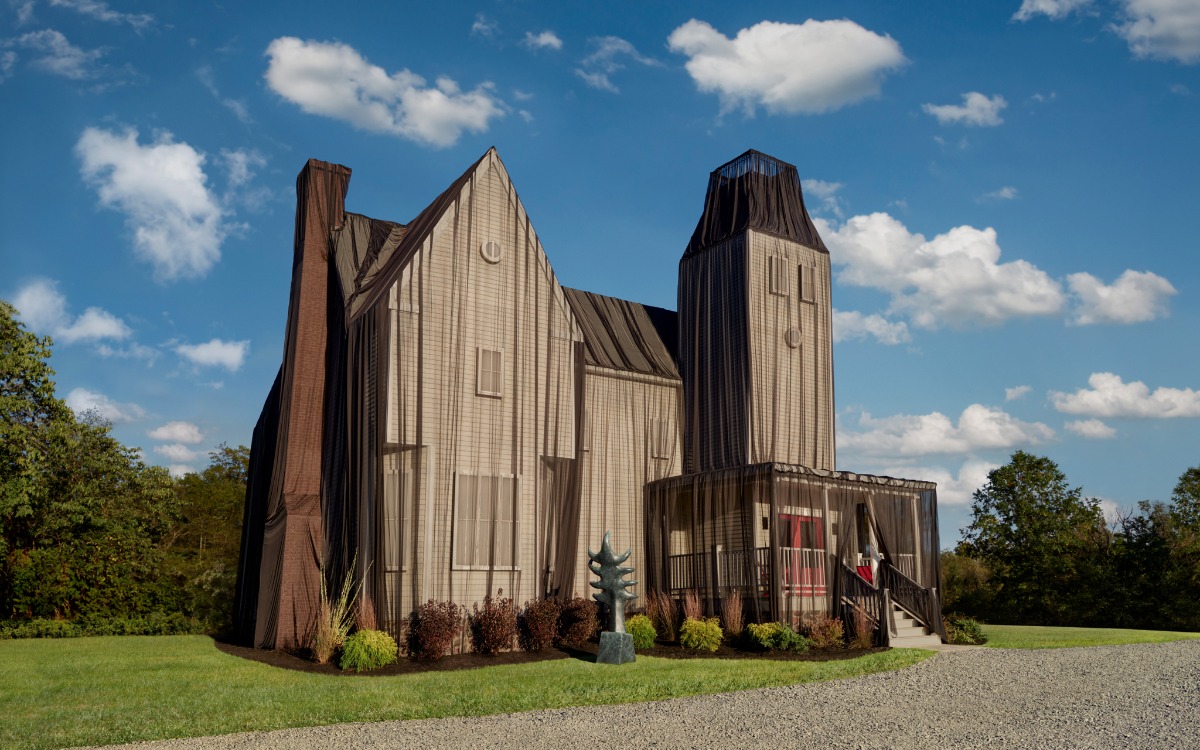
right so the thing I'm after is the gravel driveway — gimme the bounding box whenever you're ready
[88,640,1200,750]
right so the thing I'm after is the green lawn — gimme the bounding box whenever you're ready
[0,636,931,750]
[982,624,1200,649]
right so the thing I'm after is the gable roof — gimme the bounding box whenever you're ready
[562,287,679,380]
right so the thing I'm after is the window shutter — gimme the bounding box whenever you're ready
[769,256,789,296]
[800,264,815,303]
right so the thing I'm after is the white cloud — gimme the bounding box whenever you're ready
[220,148,265,188]
[175,338,249,371]
[1005,385,1032,401]
[7,28,103,79]
[96,341,159,364]
[1066,269,1176,325]
[264,37,505,148]
[839,404,1056,458]
[48,0,153,30]
[1115,0,1200,63]
[0,50,17,83]
[154,443,201,462]
[832,309,911,345]
[148,420,204,444]
[65,387,145,423]
[470,13,498,39]
[818,212,1065,328]
[876,460,998,507]
[76,126,230,281]
[923,92,1007,126]
[801,178,845,217]
[518,109,533,123]
[980,186,1019,201]
[522,30,562,51]
[575,35,660,93]
[1014,0,1094,21]
[197,66,253,124]
[168,464,196,478]
[14,2,35,24]
[1065,418,1118,439]
[11,278,131,344]
[1051,372,1200,418]
[667,18,906,115]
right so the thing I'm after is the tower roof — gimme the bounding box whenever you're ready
[683,149,827,258]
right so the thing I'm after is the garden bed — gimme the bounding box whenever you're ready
[215,637,887,676]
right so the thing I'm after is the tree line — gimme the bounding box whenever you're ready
[0,301,246,633]
[944,450,1200,631]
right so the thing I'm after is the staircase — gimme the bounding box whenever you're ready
[887,602,941,648]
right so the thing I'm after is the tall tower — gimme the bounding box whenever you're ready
[679,150,835,474]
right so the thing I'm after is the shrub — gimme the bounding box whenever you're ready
[646,590,677,641]
[943,613,988,645]
[801,612,845,650]
[682,590,703,621]
[0,614,204,639]
[469,591,517,655]
[746,621,809,653]
[339,629,398,672]
[557,596,598,647]
[679,617,723,652]
[849,607,876,650]
[626,614,657,650]
[721,588,744,639]
[407,599,463,660]
[310,561,362,664]
[518,598,560,652]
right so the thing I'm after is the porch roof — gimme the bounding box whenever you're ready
[645,461,937,492]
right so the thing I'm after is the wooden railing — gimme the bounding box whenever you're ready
[880,561,932,628]
[668,546,830,600]
[840,563,887,647]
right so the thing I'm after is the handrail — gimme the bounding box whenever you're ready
[881,561,932,629]
[840,563,888,647]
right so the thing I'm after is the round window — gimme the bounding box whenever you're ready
[784,327,802,349]
[480,240,503,264]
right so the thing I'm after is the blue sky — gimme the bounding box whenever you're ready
[3,0,1198,541]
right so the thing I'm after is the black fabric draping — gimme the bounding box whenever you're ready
[561,288,679,378]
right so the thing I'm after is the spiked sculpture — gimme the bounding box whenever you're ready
[589,531,638,664]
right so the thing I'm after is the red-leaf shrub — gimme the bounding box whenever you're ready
[519,598,560,652]
[469,591,517,655]
[557,596,598,647]
[407,599,462,660]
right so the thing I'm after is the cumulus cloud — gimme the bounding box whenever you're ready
[49,0,153,30]
[11,278,131,344]
[167,464,196,478]
[154,443,201,462]
[1066,269,1176,325]
[264,37,505,148]
[1051,372,1200,418]
[1013,0,1095,21]
[1115,0,1200,63]
[5,28,103,79]
[574,36,660,93]
[875,460,997,507]
[839,404,1056,458]
[175,338,248,371]
[1065,418,1118,439]
[470,13,498,39]
[1005,385,1032,401]
[65,387,145,423]
[923,92,1007,126]
[832,310,911,345]
[667,18,906,115]
[220,148,265,188]
[819,213,1065,328]
[522,30,562,51]
[76,127,231,281]
[148,420,204,444]
[801,178,845,217]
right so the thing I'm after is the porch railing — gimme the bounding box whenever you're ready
[880,561,933,629]
[667,546,826,598]
[840,563,888,647]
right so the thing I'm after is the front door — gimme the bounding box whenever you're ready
[778,514,826,596]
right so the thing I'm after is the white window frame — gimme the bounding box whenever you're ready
[650,417,673,460]
[476,347,503,398]
[452,472,519,571]
[800,264,816,303]
[769,255,789,296]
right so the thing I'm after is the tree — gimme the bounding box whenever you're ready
[958,451,1111,626]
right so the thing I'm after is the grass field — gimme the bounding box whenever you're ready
[982,624,1200,649]
[0,636,931,750]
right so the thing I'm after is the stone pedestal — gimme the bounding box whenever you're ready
[597,631,635,665]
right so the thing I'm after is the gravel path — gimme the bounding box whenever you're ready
[88,641,1200,750]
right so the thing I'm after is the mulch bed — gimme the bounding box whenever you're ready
[214,638,888,677]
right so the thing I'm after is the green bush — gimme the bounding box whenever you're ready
[679,617,723,652]
[339,629,399,672]
[801,612,845,650]
[746,621,810,653]
[626,614,657,650]
[943,613,988,645]
[0,613,203,639]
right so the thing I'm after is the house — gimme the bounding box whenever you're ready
[233,148,946,651]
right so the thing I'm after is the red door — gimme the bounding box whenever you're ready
[778,514,826,596]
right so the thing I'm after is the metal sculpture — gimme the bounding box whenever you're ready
[589,531,637,634]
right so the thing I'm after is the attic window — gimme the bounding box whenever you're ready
[480,240,503,264]
[800,264,815,303]
[477,347,503,397]
[769,256,789,296]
